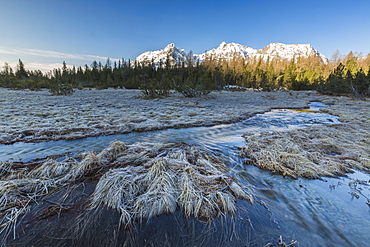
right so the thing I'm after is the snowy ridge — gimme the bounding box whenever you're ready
[199,42,258,61]
[135,43,188,67]
[255,43,328,62]
[135,42,328,66]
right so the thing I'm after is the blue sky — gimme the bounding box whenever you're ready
[1,0,370,71]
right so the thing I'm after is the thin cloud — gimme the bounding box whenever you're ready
[0,47,121,72]
[0,46,119,62]
[0,59,73,73]
[23,62,68,72]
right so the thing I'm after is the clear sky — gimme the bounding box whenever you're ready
[1,0,370,71]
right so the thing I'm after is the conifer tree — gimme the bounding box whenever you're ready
[319,63,346,95]
[15,59,28,79]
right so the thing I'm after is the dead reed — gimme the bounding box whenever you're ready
[241,99,370,179]
[89,143,254,227]
[0,141,253,244]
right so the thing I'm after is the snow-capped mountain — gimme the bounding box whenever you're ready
[134,43,188,67]
[255,43,328,62]
[134,42,328,67]
[199,42,258,61]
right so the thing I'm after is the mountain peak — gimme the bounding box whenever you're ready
[218,42,227,48]
[199,42,257,61]
[135,43,188,67]
[164,43,176,51]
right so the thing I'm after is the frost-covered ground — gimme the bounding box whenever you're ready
[0,88,336,144]
[242,98,370,178]
[1,88,370,246]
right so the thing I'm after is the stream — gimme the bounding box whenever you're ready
[1,102,370,246]
[0,102,339,162]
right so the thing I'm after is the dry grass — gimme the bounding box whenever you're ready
[0,162,13,178]
[0,141,253,244]
[88,142,254,228]
[0,141,126,243]
[28,159,74,180]
[241,99,370,179]
[97,140,127,162]
[0,178,51,245]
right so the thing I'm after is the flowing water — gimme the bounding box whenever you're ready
[0,102,339,162]
[2,102,370,246]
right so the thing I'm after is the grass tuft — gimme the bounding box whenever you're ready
[88,143,253,226]
[0,141,253,244]
[242,101,370,179]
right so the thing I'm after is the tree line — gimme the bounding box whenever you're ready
[0,50,369,98]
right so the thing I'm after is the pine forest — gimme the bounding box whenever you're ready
[1,50,370,99]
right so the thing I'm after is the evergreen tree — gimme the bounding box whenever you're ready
[319,63,347,95]
[15,59,28,79]
[354,69,368,96]
[1,62,14,87]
